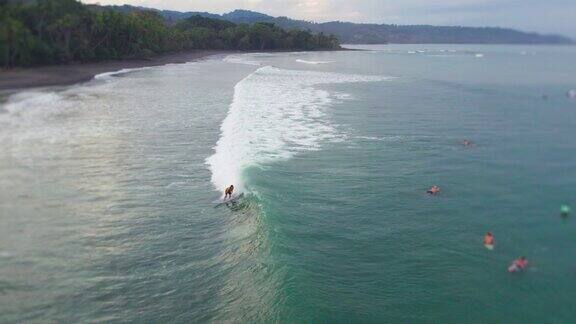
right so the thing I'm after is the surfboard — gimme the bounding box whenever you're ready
[508,264,520,273]
[213,193,245,207]
[508,263,527,273]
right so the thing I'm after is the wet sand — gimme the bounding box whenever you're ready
[0,50,231,92]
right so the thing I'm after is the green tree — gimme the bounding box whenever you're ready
[0,0,340,68]
[0,13,36,66]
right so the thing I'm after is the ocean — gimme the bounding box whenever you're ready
[1,44,575,323]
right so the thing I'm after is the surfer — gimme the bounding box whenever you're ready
[427,185,440,195]
[483,232,494,246]
[463,139,473,147]
[508,256,528,272]
[224,185,234,200]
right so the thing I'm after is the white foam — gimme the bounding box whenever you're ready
[295,59,334,65]
[475,53,484,58]
[1,65,155,128]
[223,54,262,66]
[333,92,353,100]
[0,90,77,128]
[94,66,152,81]
[356,135,408,142]
[206,66,388,193]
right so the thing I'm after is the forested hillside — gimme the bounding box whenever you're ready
[0,0,340,67]
[107,6,573,45]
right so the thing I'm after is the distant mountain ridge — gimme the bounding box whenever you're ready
[104,5,573,44]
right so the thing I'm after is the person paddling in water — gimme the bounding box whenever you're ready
[483,232,494,245]
[508,256,528,273]
[224,185,234,200]
[483,232,495,250]
[427,185,440,195]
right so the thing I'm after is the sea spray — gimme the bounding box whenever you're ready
[0,90,84,129]
[205,66,388,193]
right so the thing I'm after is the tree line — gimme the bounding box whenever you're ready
[0,0,340,68]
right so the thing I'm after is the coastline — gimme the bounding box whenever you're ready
[0,48,352,93]
[0,50,233,92]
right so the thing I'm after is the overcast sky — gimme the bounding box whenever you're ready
[82,0,576,38]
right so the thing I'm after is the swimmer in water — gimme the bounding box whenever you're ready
[483,232,494,246]
[463,140,474,147]
[508,256,528,272]
[224,185,234,200]
[427,185,440,195]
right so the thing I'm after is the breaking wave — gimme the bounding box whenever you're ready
[205,66,388,193]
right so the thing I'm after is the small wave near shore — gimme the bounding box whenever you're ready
[295,59,335,65]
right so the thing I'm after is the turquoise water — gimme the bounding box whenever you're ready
[1,45,576,322]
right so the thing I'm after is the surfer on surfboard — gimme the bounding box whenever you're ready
[224,185,235,200]
[508,256,528,273]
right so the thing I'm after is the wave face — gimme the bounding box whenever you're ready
[206,66,387,193]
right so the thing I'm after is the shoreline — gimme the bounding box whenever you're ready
[0,50,233,92]
[0,48,352,93]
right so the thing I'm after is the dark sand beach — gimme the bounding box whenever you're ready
[0,50,231,92]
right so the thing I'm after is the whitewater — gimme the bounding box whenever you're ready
[205,63,388,193]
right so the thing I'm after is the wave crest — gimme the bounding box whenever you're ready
[206,66,387,193]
